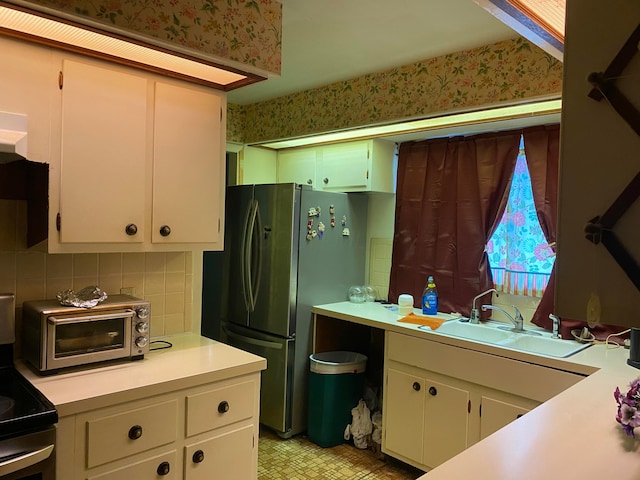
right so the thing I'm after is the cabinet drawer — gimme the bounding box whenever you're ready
[186,381,255,437]
[88,450,177,479]
[86,400,178,468]
[184,424,254,480]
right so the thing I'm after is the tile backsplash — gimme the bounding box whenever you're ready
[368,238,392,301]
[0,200,193,347]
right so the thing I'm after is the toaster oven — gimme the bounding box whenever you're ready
[21,294,151,374]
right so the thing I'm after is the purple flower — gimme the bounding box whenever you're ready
[614,377,640,438]
[620,404,640,426]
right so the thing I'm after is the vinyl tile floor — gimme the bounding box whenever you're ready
[258,428,425,480]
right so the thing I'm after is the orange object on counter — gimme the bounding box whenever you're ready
[398,313,445,330]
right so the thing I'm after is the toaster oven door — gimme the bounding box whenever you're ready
[45,309,134,371]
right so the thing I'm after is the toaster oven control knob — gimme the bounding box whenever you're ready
[136,306,150,319]
[135,336,149,349]
[136,322,149,334]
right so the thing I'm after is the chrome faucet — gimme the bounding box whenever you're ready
[481,304,525,333]
[469,288,498,324]
[549,314,561,338]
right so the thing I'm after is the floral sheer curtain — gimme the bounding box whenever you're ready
[389,130,520,316]
[487,137,555,297]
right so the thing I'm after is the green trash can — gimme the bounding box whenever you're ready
[307,351,367,448]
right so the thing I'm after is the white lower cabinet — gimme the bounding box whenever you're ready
[479,395,532,440]
[64,373,260,480]
[385,368,469,468]
[87,451,178,480]
[383,331,581,471]
[184,424,254,480]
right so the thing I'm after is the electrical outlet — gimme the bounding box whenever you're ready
[120,287,135,296]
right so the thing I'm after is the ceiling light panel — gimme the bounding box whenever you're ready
[0,5,255,88]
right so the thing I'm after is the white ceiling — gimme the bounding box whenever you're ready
[227,0,518,106]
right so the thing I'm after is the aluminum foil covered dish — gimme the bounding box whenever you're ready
[57,286,108,308]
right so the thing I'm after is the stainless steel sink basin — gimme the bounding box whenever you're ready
[433,319,591,358]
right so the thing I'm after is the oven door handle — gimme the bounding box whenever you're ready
[48,309,135,325]
[0,444,54,477]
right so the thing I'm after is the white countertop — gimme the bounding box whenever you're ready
[312,302,640,480]
[17,333,267,417]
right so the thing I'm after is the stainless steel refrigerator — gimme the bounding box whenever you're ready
[217,183,367,438]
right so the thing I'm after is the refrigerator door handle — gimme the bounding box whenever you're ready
[240,199,254,311]
[223,325,283,350]
[248,201,263,311]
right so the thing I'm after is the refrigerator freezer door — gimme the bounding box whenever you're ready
[247,184,299,338]
[222,322,294,437]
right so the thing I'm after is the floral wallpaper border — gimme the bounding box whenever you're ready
[19,0,282,76]
[228,36,563,144]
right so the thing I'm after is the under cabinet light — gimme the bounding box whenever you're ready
[0,3,265,90]
[256,98,562,149]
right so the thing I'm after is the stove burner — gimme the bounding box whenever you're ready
[0,395,14,420]
[0,367,57,438]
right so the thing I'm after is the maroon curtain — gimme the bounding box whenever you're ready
[389,131,520,316]
[525,125,627,341]
[523,125,559,331]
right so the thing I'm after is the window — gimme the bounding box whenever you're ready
[486,136,555,297]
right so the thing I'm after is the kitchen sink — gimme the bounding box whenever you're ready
[435,320,513,343]
[432,319,592,358]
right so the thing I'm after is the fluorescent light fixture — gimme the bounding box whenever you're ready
[0,3,265,89]
[257,98,562,149]
[507,0,565,42]
[472,0,564,60]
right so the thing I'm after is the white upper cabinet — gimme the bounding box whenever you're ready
[58,59,147,244]
[152,82,223,245]
[50,56,226,252]
[275,139,395,193]
[318,139,396,193]
[277,147,317,187]
[238,146,277,185]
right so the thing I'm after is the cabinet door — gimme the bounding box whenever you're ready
[384,368,424,464]
[319,141,369,191]
[153,82,223,244]
[184,424,254,480]
[423,378,470,468]
[277,148,316,187]
[480,395,531,440]
[59,59,147,243]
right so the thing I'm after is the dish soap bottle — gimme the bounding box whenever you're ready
[422,276,438,315]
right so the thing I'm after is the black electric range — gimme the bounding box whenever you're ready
[0,344,58,440]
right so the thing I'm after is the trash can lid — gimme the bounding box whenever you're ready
[309,351,367,374]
